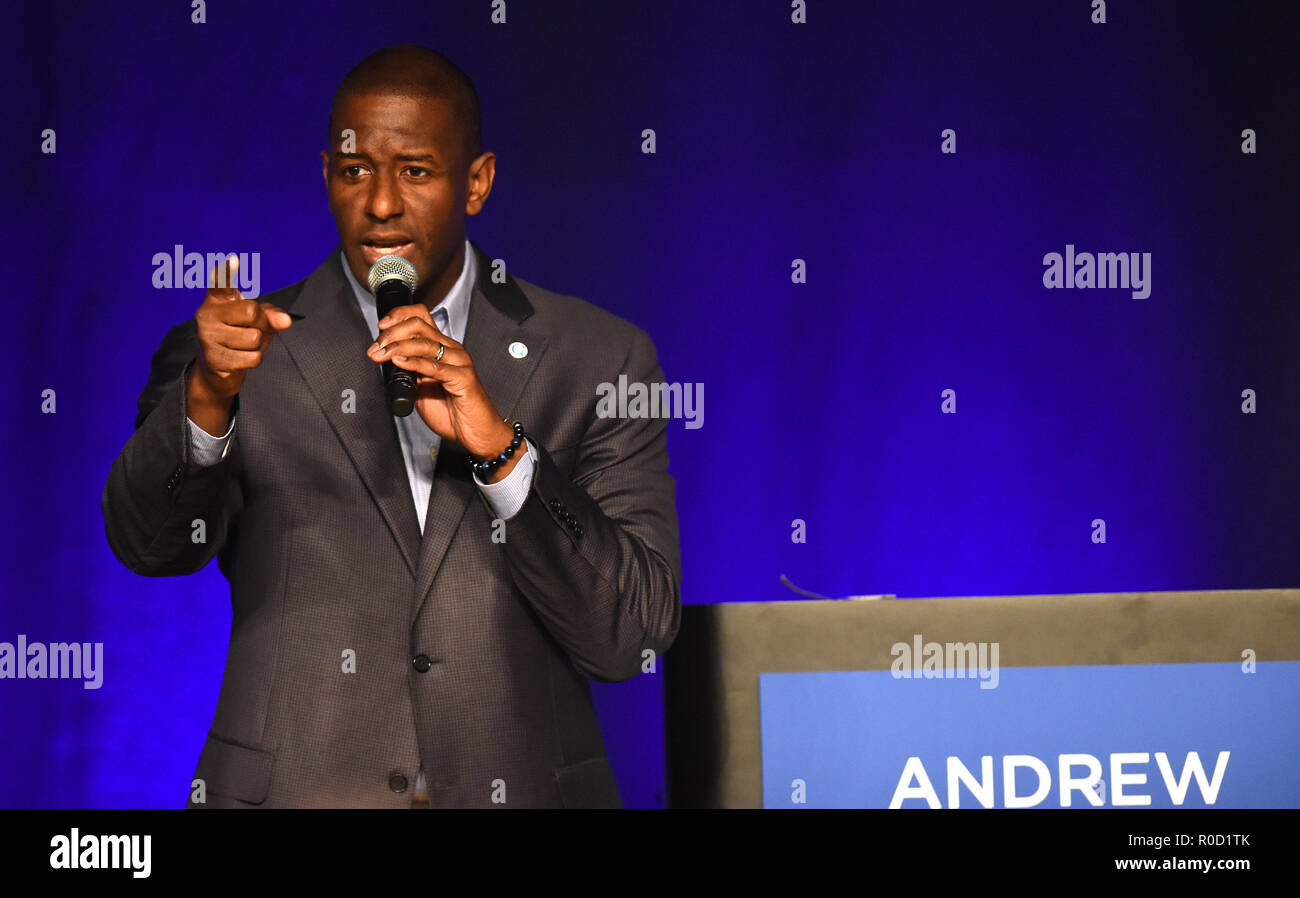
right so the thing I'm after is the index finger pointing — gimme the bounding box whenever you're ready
[208,253,242,296]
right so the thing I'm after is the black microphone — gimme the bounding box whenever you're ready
[366,256,421,417]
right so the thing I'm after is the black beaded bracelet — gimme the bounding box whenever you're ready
[468,420,525,476]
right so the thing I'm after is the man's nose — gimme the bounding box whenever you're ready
[366,171,403,219]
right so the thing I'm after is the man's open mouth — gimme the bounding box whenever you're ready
[361,238,413,266]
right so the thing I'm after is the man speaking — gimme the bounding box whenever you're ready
[101,44,682,808]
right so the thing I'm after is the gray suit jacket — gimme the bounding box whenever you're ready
[102,241,682,808]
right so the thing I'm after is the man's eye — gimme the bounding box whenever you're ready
[405,167,430,177]
[342,165,366,177]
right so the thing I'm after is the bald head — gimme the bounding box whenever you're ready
[328,44,482,169]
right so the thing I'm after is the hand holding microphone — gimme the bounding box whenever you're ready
[365,255,523,482]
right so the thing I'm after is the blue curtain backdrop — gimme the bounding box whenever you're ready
[2,0,1296,808]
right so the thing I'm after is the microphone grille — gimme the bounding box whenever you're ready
[366,256,419,294]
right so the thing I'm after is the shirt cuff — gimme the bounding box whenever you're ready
[473,440,538,520]
[186,413,236,467]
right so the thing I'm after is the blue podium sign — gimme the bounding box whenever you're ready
[758,661,1300,808]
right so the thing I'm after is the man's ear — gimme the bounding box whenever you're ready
[465,152,496,216]
[320,150,330,186]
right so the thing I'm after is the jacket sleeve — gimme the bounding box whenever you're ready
[490,326,683,683]
[101,320,242,577]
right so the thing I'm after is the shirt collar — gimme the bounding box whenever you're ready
[339,239,475,343]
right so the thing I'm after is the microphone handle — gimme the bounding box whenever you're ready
[376,280,418,417]
[383,361,418,418]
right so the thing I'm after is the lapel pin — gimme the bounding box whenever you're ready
[508,341,528,359]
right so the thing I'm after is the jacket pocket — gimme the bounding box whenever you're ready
[194,730,275,806]
[553,757,622,809]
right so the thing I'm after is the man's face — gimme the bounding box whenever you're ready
[322,91,487,301]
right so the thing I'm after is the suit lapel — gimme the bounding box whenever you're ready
[411,240,548,621]
[277,250,423,581]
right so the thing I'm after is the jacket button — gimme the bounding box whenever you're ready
[573,524,585,538]
[412,654,432,673]
[550,498,563,512]
[389,773,408,793]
